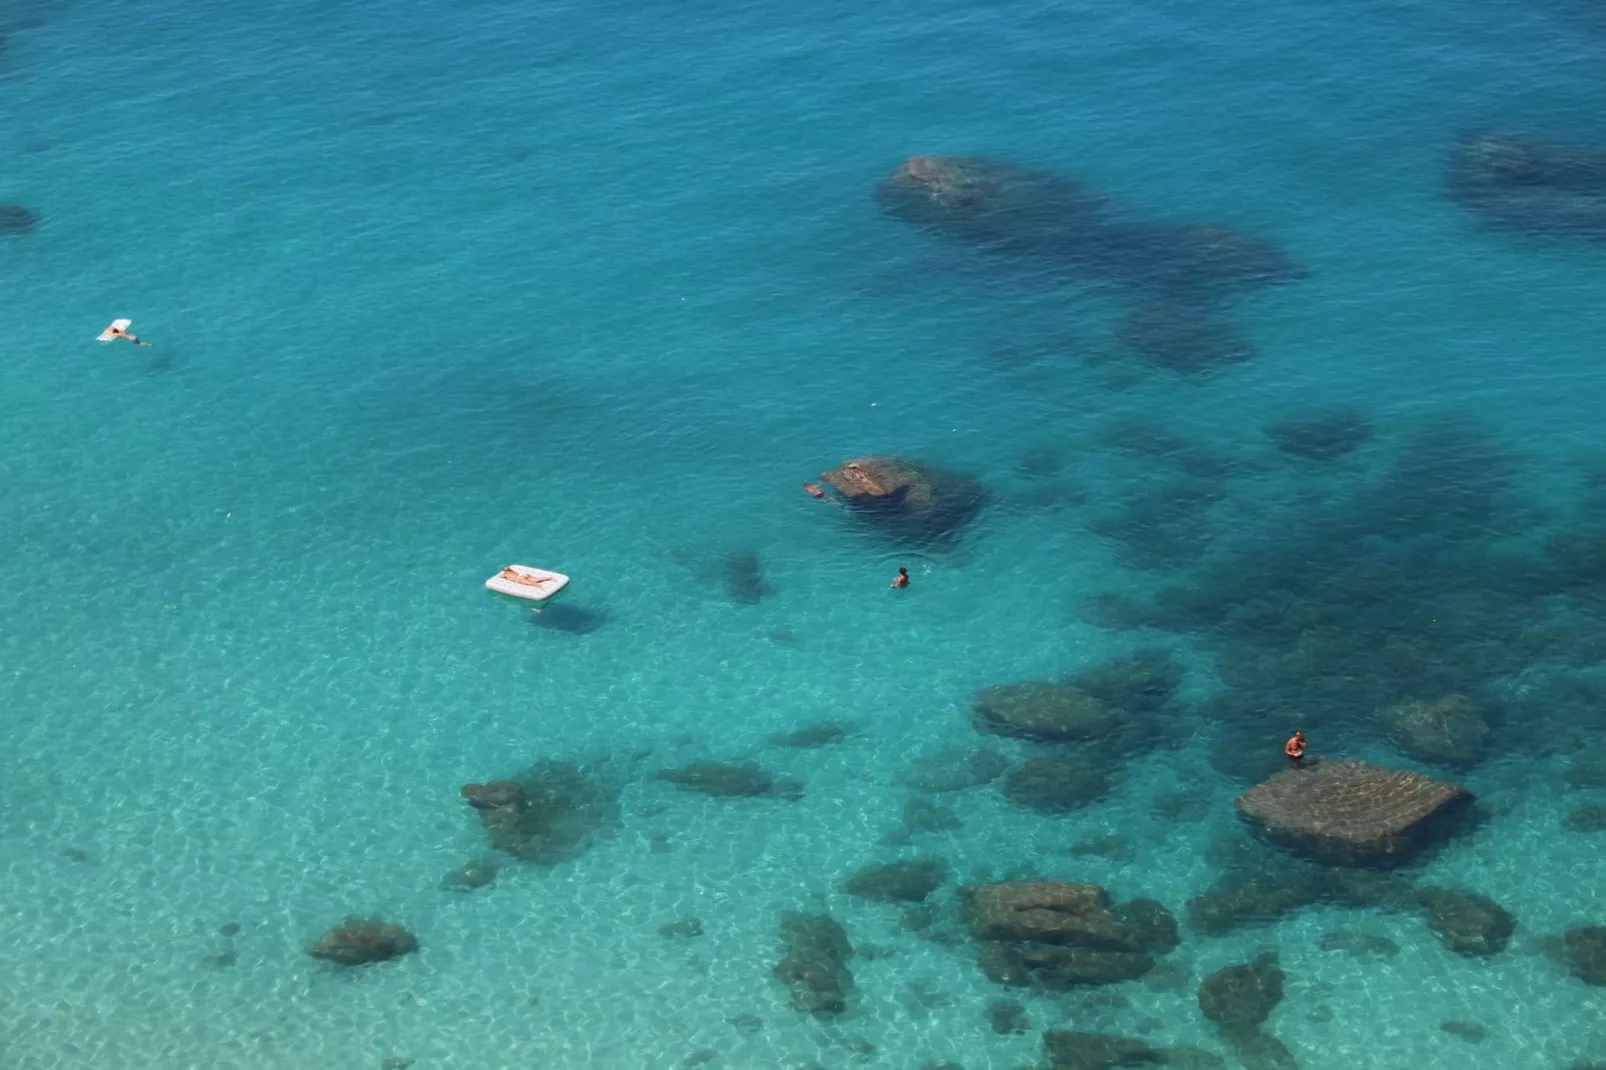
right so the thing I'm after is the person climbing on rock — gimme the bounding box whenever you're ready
[1285,730,1307,766]
[890,566,910,589]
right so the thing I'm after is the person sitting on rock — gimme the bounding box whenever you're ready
[890,567,910,589]
[1285,730,1306,765]
[499,567,552,587]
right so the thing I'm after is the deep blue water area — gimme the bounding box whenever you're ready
[6,0,1606,1066]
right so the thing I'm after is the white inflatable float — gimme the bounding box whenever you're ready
[485,564,569,602]
[96,318,132,342]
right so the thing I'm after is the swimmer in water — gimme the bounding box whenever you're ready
[803,482,826,499]
[890,566,909,589]
[1284,730,1306,766]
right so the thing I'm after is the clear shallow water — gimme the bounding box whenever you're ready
[5,0,1606,1067]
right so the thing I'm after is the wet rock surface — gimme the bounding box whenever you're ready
[773,912,854,1014]
[308,918,418,966]
[1416,886,1516,957]
[841,859,949,902]
[1235,759,1473,866]
[820,455,986,543]
[898,747,1010,792]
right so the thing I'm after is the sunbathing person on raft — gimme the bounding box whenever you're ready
[499,567,554,587]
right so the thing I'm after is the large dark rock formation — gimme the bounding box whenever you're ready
[1416,886,1516,957]
[1446,133,1606,241]
[1235,759,1473,866]
[961,881,1163,990]
[773,912,854,1014]
[308,918,418,966]
[840,859,949,902]
[820,455,985,543]
[460,760,619,864]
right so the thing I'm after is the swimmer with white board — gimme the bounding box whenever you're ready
[97,319,152,347]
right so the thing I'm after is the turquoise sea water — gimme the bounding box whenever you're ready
[6,0,1606,1066]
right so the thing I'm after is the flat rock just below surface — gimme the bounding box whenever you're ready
[1235,759,1473,866]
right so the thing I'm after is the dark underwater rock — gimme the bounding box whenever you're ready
[1117,298,1255,374]
[1263,406,1373,461]
[820,455,986,543]
[985,997,1029,1034]
[1198,955,1284,1028]
[460,760,619,864]
[0,204,37,235]
[1065,648,1185,718]
[1042,1030,1159,1070]
[774,912,854,1014]
[1219,1027,1298,1070]
[898,747,1009,792]
[308,918,418,966]
[768,721,855,748]
[841,859,949,902]
[902,797,963,833]
[1441,1020,1488,1043]
[657,760,801,799]
[659,917,704,938]
[1003,755,1111,814]
[1318,930,1399,958]
[1446,132,1606,241]
[1117,899,1180,955]
[974,681,1113,741]
[1560,925,1606,984]
[962,881,1141,950]
[440,856,500,892]
[722,548,770,604]
[1416,886,1516,957]
[1564,805,1606,832]
[1384,695,1490,768]
[1235,759,1473,866]
[1185,861,1415,937]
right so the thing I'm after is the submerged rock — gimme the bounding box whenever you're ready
[1117,297,1256,374]
[1042,1030,1159,1070]
[962,881,1142,949]
[774,912,854,1014]
[1264,406,1373,461]
[0,204,37,235]
[1198,955,1285,1028]
[1560,925,1606,984]
[1235,759,1473,866]
[985,997,1029,1034]
[841,859,949,902]
[1002,755,1111,814]
[656,761,802,799]
[1383,695,1490,768]
[721,548,770,604]
[1446,132,1606,241]
[898,747,1009,792]
[1563,805,1606,833]
[1416,886,1516,957]
[530,603,609,634]
[973,681,1113,741]
[1219,1027,1298,1070]
[461,760,619,864]
[768,722,855,748]
[820,455,986,543]
[902,797,963,833]
[1186,863,1415,936]
[439,856,500,892]
[308,918,418,966]
[1441,1020,1488,1043]
[1318,930,1399,958]
[1117,898,1180,955]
